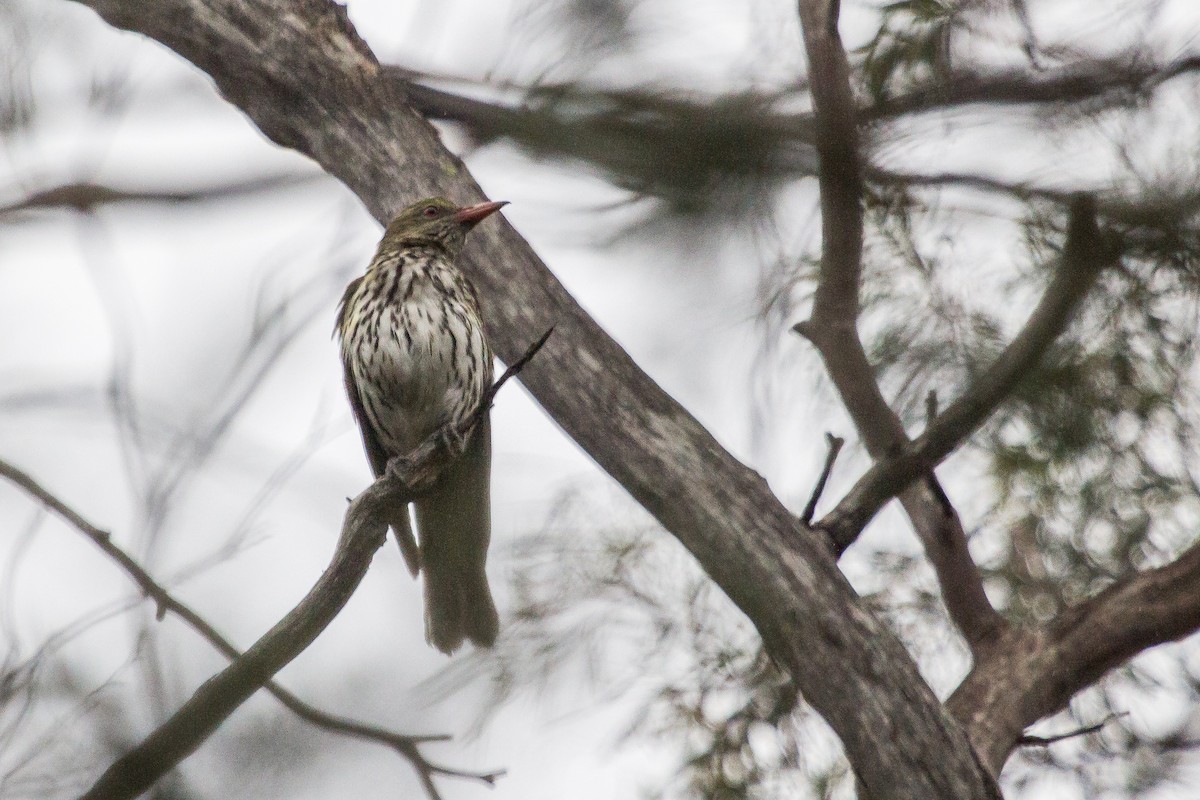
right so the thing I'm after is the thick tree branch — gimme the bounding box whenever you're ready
[0,458,501,799]
[793,0,1005,655]
[950,540,1200,774]
[64,1,998,798]
[818,195,1111,547]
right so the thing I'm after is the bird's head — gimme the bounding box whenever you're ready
[381,196,508,256]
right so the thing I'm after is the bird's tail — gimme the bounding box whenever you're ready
[390,512,421,578]
[414,415,499,654]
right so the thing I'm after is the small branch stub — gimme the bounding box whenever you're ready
[802,432,845,526]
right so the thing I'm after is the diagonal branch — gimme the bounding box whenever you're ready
[0,457,501,800]
[57,335,547,800]
[1051,541,1200,709]
[818,195,1111,549]
[793,0,1006,655]
[64,1,997,798]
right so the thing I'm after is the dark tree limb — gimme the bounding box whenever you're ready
[792,0,1006,658]
[0,457,503,800]
[866,53,1200,122]
[818,195,1111,547]
[62,1,999,798]
[950,539,1200,773]
[384,54,1200,191]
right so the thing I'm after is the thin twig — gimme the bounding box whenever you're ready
[475,326,554,420]
[1016,712,1127,747]
[0,173,321,217]
[801,433,844,526]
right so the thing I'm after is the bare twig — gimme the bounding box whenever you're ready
[0,459,503,799]
[40,334,547,800]
[818,194,1112,549]
[801,433,844,526]
[1016,712,1127,747]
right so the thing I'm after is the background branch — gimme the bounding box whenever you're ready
[0,174,321,217]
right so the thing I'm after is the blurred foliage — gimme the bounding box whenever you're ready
[424,489,852,800]
[858,0,959,104]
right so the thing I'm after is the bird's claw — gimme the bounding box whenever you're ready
[438,423,467,456]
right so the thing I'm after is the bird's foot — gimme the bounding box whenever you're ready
[437,422,468,457]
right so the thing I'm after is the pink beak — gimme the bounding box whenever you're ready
[453,200,509,227]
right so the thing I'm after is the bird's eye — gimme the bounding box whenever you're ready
[423,206,439,218]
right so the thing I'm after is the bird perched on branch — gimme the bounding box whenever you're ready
[336,196,507,653]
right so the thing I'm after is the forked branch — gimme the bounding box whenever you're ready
[793,0,1005,653]
[818,195,1111,548]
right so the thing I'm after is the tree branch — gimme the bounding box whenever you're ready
[1016,712,1127,747]
[865,53,1200,122]
[382,54,1200,197]
[0,457,502,800]
[63,1,997,797]
[55,334,546,800]
[949,539,1200,773]
[0,173,321,218]
[818,194,1111,548]
[793,0,1006,656]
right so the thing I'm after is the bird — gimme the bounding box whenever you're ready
[335,196,507,653]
